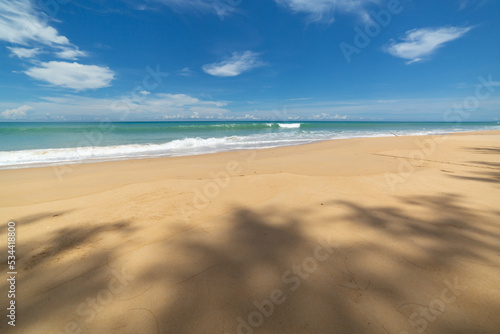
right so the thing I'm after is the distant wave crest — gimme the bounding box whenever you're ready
[278,123,301,129]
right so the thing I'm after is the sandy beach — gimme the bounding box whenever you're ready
[1,130,500,334]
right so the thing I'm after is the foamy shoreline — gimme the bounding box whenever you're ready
[1,128,499,170]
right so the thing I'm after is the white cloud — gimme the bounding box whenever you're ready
[312,113,347,120]
[274,0,378,23]
[202,51,264,77]
[24,61,115,91]
[7,46,40,58]
[0,0,105,87]
[332,114,348,119]
[0,0,69,45]
[385,26,472,64]
[27,93,230,120]
[1,105,32,119]
[55,47,88,60]
[142,94,229,115]
[148,93,200,107]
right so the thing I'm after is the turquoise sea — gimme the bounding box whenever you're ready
[1,121,499,169]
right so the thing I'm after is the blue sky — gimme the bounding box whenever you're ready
[0,0,499,121]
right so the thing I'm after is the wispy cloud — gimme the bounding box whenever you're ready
[0,0,68,45]
[459,0,490,10]
[7,46,40,58]
[333,114,348,119]
[459,0,469,10]
[2,95,500,121]
[10,93,231,121]
[0,0,84,58]
[55,47,89,60]
[0,0,112,90]
[288,97,313,101]
[141,93,229,116]
[311,113,347,119]
[1,105,32,119]
[151,0,241,18]
[145,93,224,108]
[274,0,379,23]
[202,51,264,77]
[24,61,115,91]
[178,67,194,77]
[385,26,473,64]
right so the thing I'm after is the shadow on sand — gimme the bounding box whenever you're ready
[450,146,500,185]
[3,191,499,334]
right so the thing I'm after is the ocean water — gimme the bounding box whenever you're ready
[1,121,499,169]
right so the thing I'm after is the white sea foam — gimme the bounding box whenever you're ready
[278,123,301,129]
[0,137,229,168]
[0,134,318,169]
